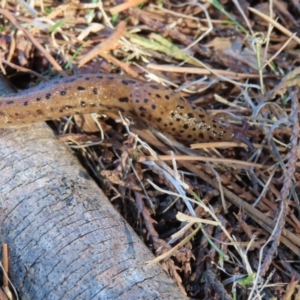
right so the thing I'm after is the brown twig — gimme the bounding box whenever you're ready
[147,64,280,79]
[98,52,140,78]
[78,21,127,68]
[110,0,146,15]
[138,154,263,169]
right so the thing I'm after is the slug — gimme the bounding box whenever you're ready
[0,73,252,148]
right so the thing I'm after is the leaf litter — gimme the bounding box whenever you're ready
[0,0,300,298]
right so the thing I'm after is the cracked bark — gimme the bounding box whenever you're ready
[0,76,185,300]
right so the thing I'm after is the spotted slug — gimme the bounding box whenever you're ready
[0,73,252,148]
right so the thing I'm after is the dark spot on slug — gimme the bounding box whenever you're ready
[108,76,114,80]
[199,133,204,139]
[169,122,173,126]
[24,101,28,106]
[85,77,90,80]
[36,97,41,101]
[156,94,161,98]
[156,118,162,122]
[151,104,156,110]
[170,112,175,118]
[140,113,146,118]
[177,105,184,109]
[192,128,196,131]
[165,95,170,100]
[144,99,149,103]
[179,130,185,133]
[148,92,152,96]
[139,107,147,112]
[81,101,87,107]
[187,113,194,119]
[96,75,103,79]
[135,99,140,103]
[6,101,14,105]
[122,79,136,85]
[198,114,205,118]
[119,97,129,103]
[164,124,168,127]
[187,135,192,139]
[93,88,98,95]
[15,113,19,116]
[172,128,176,131]
[60,91,67,96]
[176,118,181,122]
[37,110,42,114]
[77,86,85,91]
[183,124,189,129]
[209,136,214,141]
[46,93,51,99]
[150,85,159,90]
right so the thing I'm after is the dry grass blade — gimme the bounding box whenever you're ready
[248,7,300,45]
[147,64,279,79]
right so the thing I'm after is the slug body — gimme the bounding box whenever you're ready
[0,73,251,147]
